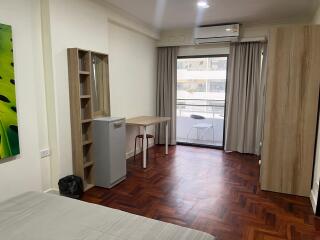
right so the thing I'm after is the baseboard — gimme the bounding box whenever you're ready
[126,143,155,160]
[310,188,318,214]
[43,188,60,195]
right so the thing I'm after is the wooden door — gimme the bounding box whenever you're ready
[261,25,320,196]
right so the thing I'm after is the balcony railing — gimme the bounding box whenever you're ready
[176,99,225,147]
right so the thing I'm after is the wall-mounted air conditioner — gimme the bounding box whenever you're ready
[194,24,240,44]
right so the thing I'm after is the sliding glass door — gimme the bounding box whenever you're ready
[176,55,228,148]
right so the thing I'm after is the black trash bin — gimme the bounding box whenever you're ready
[58,175,84,199]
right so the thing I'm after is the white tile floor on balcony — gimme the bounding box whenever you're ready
[176,116,224,147]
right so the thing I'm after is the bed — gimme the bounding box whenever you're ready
[0,192,215,240]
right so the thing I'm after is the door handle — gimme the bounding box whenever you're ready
[114,122,123,128]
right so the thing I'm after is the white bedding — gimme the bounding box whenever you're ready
[0,192,215,240]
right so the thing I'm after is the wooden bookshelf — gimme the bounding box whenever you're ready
[68,48,110,192]
[67,48,95,191]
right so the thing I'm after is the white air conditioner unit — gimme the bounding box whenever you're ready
[194,24,240,44]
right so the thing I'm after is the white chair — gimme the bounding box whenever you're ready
[186,114,214,143]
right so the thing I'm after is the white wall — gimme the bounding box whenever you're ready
[47,0,158,181]
[0,0,45,201]
[108,22,157,157]
[48,0,109,179]
[0,0,158,199]
[35,0,51,192]
[94,0,160,40]
[39,0,58,191]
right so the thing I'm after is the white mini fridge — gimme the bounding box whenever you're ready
[93,117,126,188]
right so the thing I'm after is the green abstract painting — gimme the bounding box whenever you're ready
[0,23,20,159]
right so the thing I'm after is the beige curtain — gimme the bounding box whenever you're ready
[225,42,267,155]
[156,47,178,145]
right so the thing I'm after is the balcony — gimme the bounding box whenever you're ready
[176,99,225,147]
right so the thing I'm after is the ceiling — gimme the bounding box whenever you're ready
[104,0,318,30]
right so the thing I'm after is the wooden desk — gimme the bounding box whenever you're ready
[126,116,171,168]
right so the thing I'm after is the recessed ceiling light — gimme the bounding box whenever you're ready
[197,0,210,9]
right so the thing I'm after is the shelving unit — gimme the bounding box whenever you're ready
[67,48,95,191]
[68,48,110,192]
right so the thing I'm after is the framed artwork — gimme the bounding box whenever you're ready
[0,23,20,159]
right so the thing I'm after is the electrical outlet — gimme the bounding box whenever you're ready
[40,148,50,158]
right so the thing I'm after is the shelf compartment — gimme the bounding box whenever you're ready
[80,74,91,96]
[83,143,93,165]
[84,165,94,189]
[78,50,90,72]
[82,122,92,141]
[81,99,92,120]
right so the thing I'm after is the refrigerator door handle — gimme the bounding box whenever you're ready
[113,121,123,128]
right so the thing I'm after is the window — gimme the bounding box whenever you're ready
[176,56,228,148]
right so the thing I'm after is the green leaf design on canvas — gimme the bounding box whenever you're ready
[0,23,20,159]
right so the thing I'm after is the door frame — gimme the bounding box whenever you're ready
[176,54,229,150]
[311,88,320,216]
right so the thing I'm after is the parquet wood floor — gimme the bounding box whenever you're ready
[82,145,320,240]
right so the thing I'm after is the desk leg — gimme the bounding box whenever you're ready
[143,126,147,168]
[165,122,168,155]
